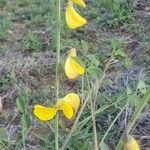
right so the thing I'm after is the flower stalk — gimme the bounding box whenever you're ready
[61,90,91,150]
[88,80,99,150]
[55,0,61,148]
[61,55,114,149]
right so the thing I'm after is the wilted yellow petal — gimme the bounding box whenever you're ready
[123,136,140,150]
[62,93,80,113]
[67,48,77,57]
[33,105,57,121]
[71,0,86,7]
[65,1,87,29]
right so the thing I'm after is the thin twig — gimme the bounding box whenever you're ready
[87,76,99,150]
[92,56,114,149]
[90,93,99,150]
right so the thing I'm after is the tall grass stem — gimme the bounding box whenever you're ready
[99,104,127,148]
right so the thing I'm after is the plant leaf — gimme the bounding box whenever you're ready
[87,54,100,66]
[81,40,89,56]
[100,142,110,150]
[127,94,141,107]
[123,57,132,68]
[22,114,31,130]
[114,50,126,57]
[137,80,148,94]
[142,88,150,104]
[87,66,104,80]
[102,78,113,86]
[126,86,132,95]
[16,98,25,113]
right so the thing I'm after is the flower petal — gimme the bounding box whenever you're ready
[62,93,80,113]
[56,100,74,119]
[62,102,74,119]
[71,0,86,7]
[65,48,85,79]
[33,105,57,121]
[123,136,140,150]
[70,57,85,75]
[65,57,79,79]
[65,1,87,29]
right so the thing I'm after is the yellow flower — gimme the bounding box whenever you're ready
[65,1,87,29]
[65,48,85,79]
[123,136,140,150]
[33,93,80,121]
[71,0,86,7]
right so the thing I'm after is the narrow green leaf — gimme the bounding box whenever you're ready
[22,114,31,130]
[128,88,150,132]
[142,88,150,104]
[123,57,132,68]
[81,40,89,56]
[114,50,126,57]
[127,94,141,107]
[116,88,150,150]
[16,98,25,113]
[10,69,17,84]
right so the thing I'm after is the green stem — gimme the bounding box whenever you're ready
[78,96,123,128]
[22,128,26,150]
[93,55,114,103]
[55,0,61,148]
[87,76,98,150]
[0,141,8,150]
[55,114,59,150]
[61,90,92,150]
[99,104,127,148]
[60,54,114,149]
[115,89,150,150]
[90,56,113,149]
[90,94,99,150]
[81,75,84,105]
